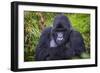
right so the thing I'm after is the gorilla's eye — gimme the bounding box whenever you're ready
[55,24,67,31]
[57,24,64,29]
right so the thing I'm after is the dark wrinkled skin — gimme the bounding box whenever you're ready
[35,15,85,61]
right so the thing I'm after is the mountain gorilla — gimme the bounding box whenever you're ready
[35,15,85,61]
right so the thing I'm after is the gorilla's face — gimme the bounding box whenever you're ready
[55,32,64,45]
[52,23,70,46]
[51,15,72,47]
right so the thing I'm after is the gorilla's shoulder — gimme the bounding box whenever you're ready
[41,27,52,36]
[70,30,82,38]
[70,30,84,44]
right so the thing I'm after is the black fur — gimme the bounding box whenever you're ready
[35,15,85,61]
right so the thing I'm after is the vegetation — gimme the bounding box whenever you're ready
[24,11,90,61]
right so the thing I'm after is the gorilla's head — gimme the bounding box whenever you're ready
[51,15,72,46]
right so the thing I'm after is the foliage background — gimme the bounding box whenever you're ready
[24,11,90,62]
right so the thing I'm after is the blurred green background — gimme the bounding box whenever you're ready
[24,11,90,62]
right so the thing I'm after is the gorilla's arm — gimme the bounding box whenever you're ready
[64,30,86,58]
[35,27,51,61]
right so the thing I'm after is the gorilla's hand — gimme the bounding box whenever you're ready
[48,46,66,60]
